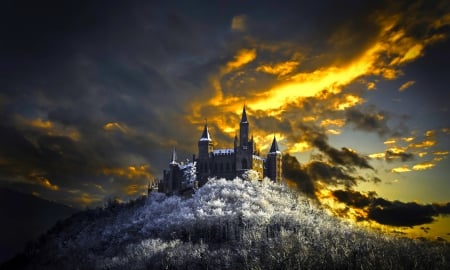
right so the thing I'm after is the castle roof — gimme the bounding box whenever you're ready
[170,148,177,165]
[241,105,248,123]
[199,123,212,141]
[269,136,281,153]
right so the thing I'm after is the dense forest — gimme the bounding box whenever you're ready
[3,178,449,269]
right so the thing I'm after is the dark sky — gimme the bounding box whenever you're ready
[1,0,449,239]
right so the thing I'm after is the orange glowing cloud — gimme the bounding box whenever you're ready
[257,61,299,76]
[125,184,148,195]
[231,14,247,32]
[398,80,415,92]
[38,177,59,191]
[21,117,80,141]
[412,162,436,171]
[391,166,411,173]
[409,139,436,148]
[224,48,256,73]
[369,152,385,159]
[101,165,153,180]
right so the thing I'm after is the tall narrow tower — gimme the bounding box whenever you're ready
[239,105,249,148]
[266,136,282,183]
[197,122,213,182]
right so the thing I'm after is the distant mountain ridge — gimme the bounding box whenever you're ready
[0,188,78,264]
[2,179,449,270]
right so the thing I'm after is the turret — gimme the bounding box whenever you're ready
[266,136,282,183]
[197,121,213,183]
[198,122,213,158]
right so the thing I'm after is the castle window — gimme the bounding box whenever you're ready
[242,158,248,169]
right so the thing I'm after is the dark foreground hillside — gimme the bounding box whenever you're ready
[0,188,78,264]
[3,178,449,270]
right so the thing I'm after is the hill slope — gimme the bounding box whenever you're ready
[0,188,78,264]
[3,179,449,269]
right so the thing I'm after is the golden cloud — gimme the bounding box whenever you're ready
[433,151,449,156]
[39,177,59,191]
[320,118,346,127]
[391,166,411,173]
[409,139,436,148]
[401,137,414,142]
[21,117,80,141]
[412,162,436,171]
[288,141,311,153]
[369,152,385,159]
[417,152,428,158]
[367,82,376,90]
[425,130,436,137]
[256,61,299,76]
[326,129,342,135]
[125,184,148,195]
[74,192,102,206]
[398,80,415,92]
[384,139,397,144]
[30,118,53,129]
[104,122,131,134]
[101,164,153,180]
[231,14,247,32]
[224,48,257,73]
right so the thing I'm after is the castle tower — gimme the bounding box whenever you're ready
[197,122,213,182]
[239,105,249,147]
[236,105,253,172]
[266,136,282,183]
[163,148,179,193]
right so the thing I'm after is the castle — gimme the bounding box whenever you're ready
[157,105,282,195]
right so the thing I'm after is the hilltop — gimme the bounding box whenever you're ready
[3,179,449,270]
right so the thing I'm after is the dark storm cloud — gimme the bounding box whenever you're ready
[385,150,414,162]
[282,153,378,200]
[345,107,391,137]
[1,0,449,208]
[332,189,450,227]
[298,123,373,169]
[282,154,316,199]
[0,0,235,205]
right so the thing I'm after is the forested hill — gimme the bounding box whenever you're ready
[3,179,449,270]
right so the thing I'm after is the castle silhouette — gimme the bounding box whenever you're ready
[158,105,282,195]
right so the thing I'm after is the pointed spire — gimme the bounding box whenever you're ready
[199,120,212,141]
[170,148,177,165]
[269,136,280,153]
[241,105,248,123]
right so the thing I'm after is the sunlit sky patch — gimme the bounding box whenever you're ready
[0,0,449,241]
